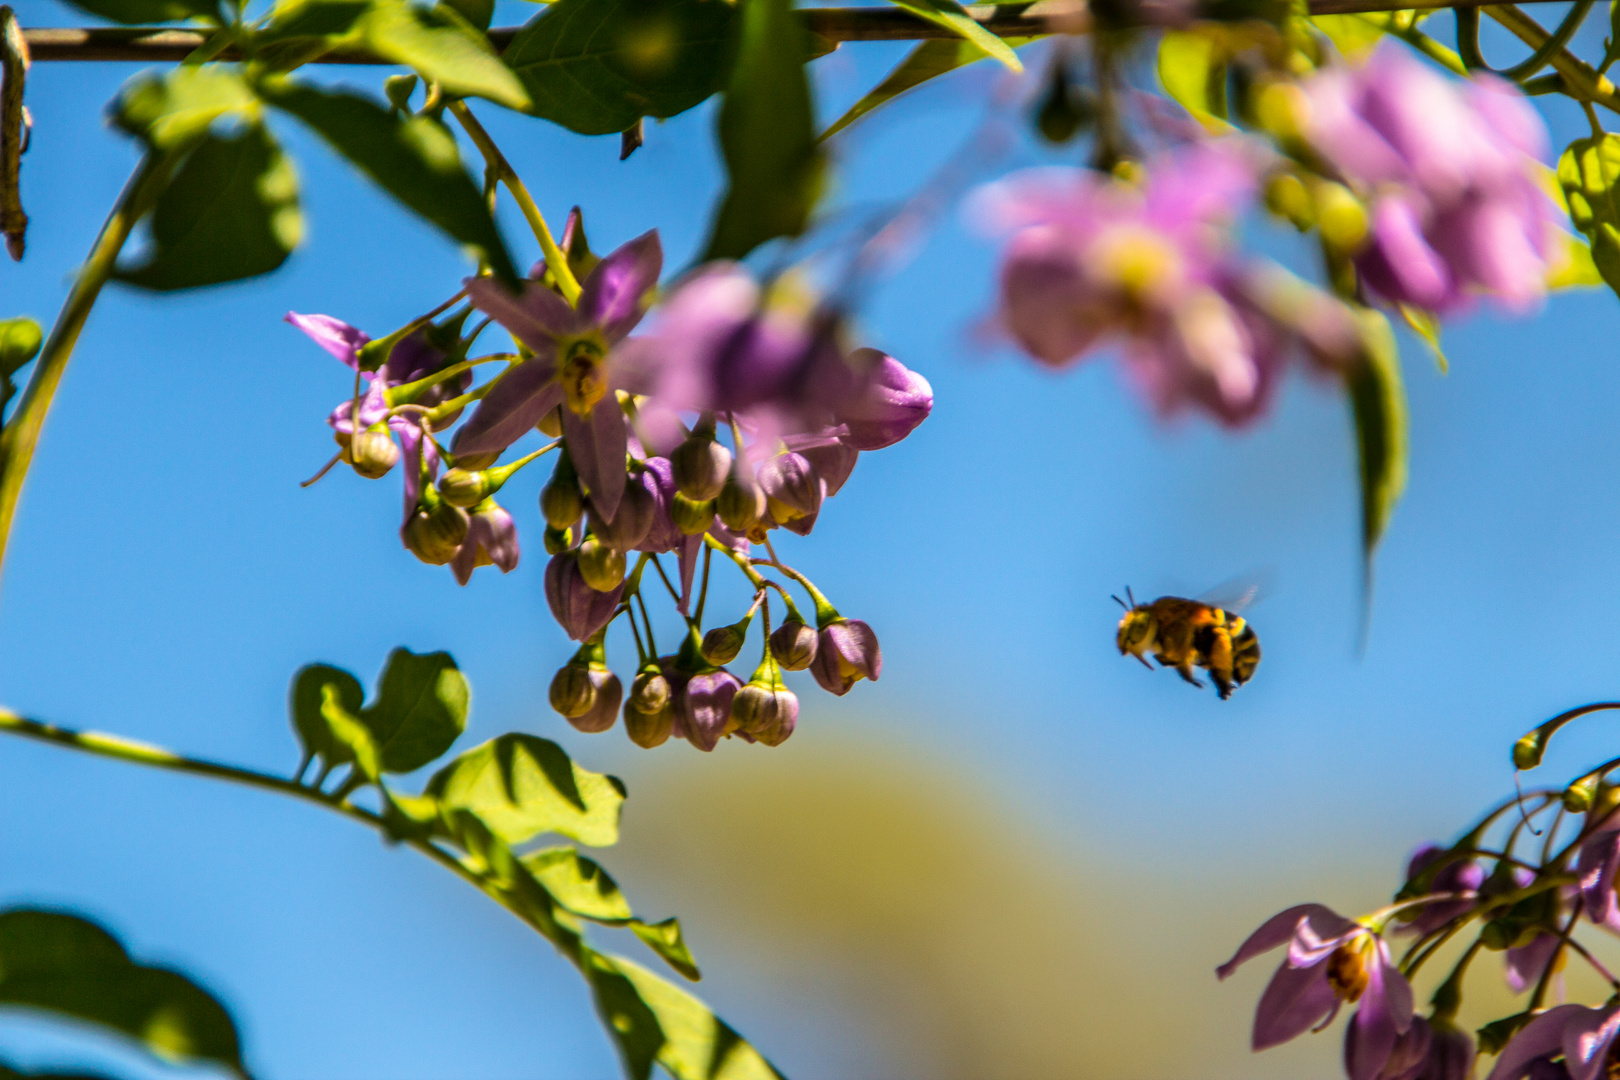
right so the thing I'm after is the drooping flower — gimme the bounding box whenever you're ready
[836,348,934,450]
[449,500,520,586]
[1297,44,1557,313]
[544,549,623,642]
[676,667,741,752]
[810,618,882,696]
[1485,1002,1620,1080]
[1399,846,1484,938]
[1576,806,1620,927]
[1347,1014,1473,1080]
[454,232,663,521]
[1218,904,1414,1080]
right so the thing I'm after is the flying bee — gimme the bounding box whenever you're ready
[1114,585,1261,700]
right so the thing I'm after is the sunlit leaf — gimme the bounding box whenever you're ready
[821,36,1032,141]
[1157,29,1229,132]
[288,662,364,770]
[881,0,1020,71]
[115,125,301,291]
[262,82,519,285]
[524,846,635,922]
[1547,229,1605,289]
[630,918,700,981]
[426,733,626,846]
[609,953,784,1080]
[0,910,246,1077]
[361,0,530,110]
[60,0,216,23]
[1310,13,1385,56]
[503,0,736,136]
[0,319,40,375]
[1347,309,1407,566]
[359,647,468,773]
[1557,132,1620,301]
[701,0,823,260]
[113,67,260,152]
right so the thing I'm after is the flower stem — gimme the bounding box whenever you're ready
[0,150,174,590]
[446,101,580,305]
[1486,5,1620,111]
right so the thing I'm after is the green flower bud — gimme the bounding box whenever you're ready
[625,700,674,748]
[1264,172,1315,232]
[732,657,798,747]
[541,454,585,529]
[438,467,493,508]
[769,617,818,671]
[672,435,732,500]
[628,667,671,715]
[549,663,598,718]
[716,472,766,532]
[544,524,573,555]
[1314,181,1368,253]
[1565,773,1601,812]
[701,623,746,666]
[577,536,626,592]
[384,74,419,113]
[403,495,470,565]
[670,492,715,536]
[346,430,400,479]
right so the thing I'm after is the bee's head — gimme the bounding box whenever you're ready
[1116,608,1156,656]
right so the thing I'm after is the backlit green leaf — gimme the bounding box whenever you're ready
[1557,133,1620,300]
[361,0,530,110]
[1547,230,1604,289]
[881,0,1020,71]
[1348,308,1407,566]
[701,0,823,260]
[113,67,259,152]
[0,909,246,1077]
[426,733,626,846]
[821,36,1032,141]
[1157,29,1228,131]
[115,124,301,291]
[288,662,364,769]
[1310,13,1385,56]
[359,647,468,773]
[503,0,736,136]
[610,953,783,1080]
[61,0,217,24]
[0,319,40,375]
[525,846,635,922]
[630,918,700,981]
[262,82,519,285]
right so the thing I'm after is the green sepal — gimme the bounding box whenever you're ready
[426,733,627,846]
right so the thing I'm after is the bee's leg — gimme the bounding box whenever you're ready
[1175,664,1204,688]
[1134,654,1154,670]
[1206,626,1236,700]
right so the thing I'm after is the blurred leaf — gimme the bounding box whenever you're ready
[261,82,519,285]
[1558,133,1620,300]
[1157,29,1229,131]
[427,733,626,846]
[441,0,495,31]
[114,125,301,291]
[583,950,664,1080]
[1395,303,1446,374]
[288,663,364,769]
[1310,13,1385,56]
[525,846,635,922]
[113,67,259,151]
[1478,1012,1533,1056]
[1347,309,1407,565]
[821,36,1030,141]
[61,0,217,23]
[630,918,700,981]
[1546,229,1605,289]
[882,0,1020,71]
[0,909,246,1077]
[503,0,735,136]
[362,0,530,110]
[0,319,40,375]
[358,647,468,773]
[701,0,823,260]
[608,953,783,1080]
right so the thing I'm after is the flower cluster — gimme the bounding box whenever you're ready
[291,219,930,750]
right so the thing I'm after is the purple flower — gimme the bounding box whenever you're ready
[834,349,933,450]
[678,668,741,752]
[1348,1015,1473,1080]
[1506,930,1563,994]
[1217,903,1414,1080]
[1298,45,1557,313]
[1400,846,1484,938]
[544,550,623,642]
[1576,807,1620,926]
[568,667,623,735]
[454,232,663,521]
[633,457,684,554]
[809,619,882,696]
[450,501,520,586]
[1486,1002,1620,1080]
[758,452,823,526]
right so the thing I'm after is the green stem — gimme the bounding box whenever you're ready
[0,151,174,588]
[387,354,510,406]
[446,101,580,305]
[1486,6,1620,112]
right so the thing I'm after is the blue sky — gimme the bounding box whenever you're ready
[3,2,1620,1077]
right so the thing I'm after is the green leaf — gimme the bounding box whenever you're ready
[1157,29,1229,131]
[1547,230,1605,289]
[701,0,824,260]
[606,952,784,1080]
[1396,303,1446,374]
[113,67,260,151]
[360,0,530,111]
[261,81,519,285]
[61,0,218,24]
[1557,132,1620,300]
[0,319,41,375]
[821,36,1031,141]
[426,733,626,846]
[1347,309,1407,565]
[0,909,246,1077]
[358,647,469,773]
[288,662,364,769]
[502,0,736,136]
[524,846,634,922]
[881,0,1020,71]
[629,918,700,981]
[1310,13,1386,57]
[114,125,301,291]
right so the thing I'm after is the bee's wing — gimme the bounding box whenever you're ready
[1197,569,1275,615]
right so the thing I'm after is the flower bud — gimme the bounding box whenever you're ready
[1314,181,1368,253]
[836,351,933,450]
[759,452,823,523]
[577,536,627,592]
[545,550,623,641]
[679,668,741,752]
[732,657,798,747]
[1566,773,1601,813]
[1264,171,1315,232]
[550,663,598,718]
[438,467,492,508]
[809,618,882,696]
[628,666,672,715]
[625,700,674,748]
[716,472,766,532]
[450,500,520,585]
[541,453,585,529]
[384,73,418,112]
[670,492,715,536]
[587,475,655,551]
[570,668,622,734]
[769,618,818,671]
[402,495,470,566]
[671,435,732,501]
[701,623,747,666]
[347,430,400,479]
[544,524,573,555]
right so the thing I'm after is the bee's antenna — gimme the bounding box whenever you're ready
[1126,585,1137,608]
[1112,594,1128,611]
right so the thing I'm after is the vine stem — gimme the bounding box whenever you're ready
[0,150,173,588]
[445,100,580,305]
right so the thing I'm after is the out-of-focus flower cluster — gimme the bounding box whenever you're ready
[1221,703,1620,1080]
[290,215,930,751]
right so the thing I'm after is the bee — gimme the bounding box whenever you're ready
[1114,585,1261,700]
